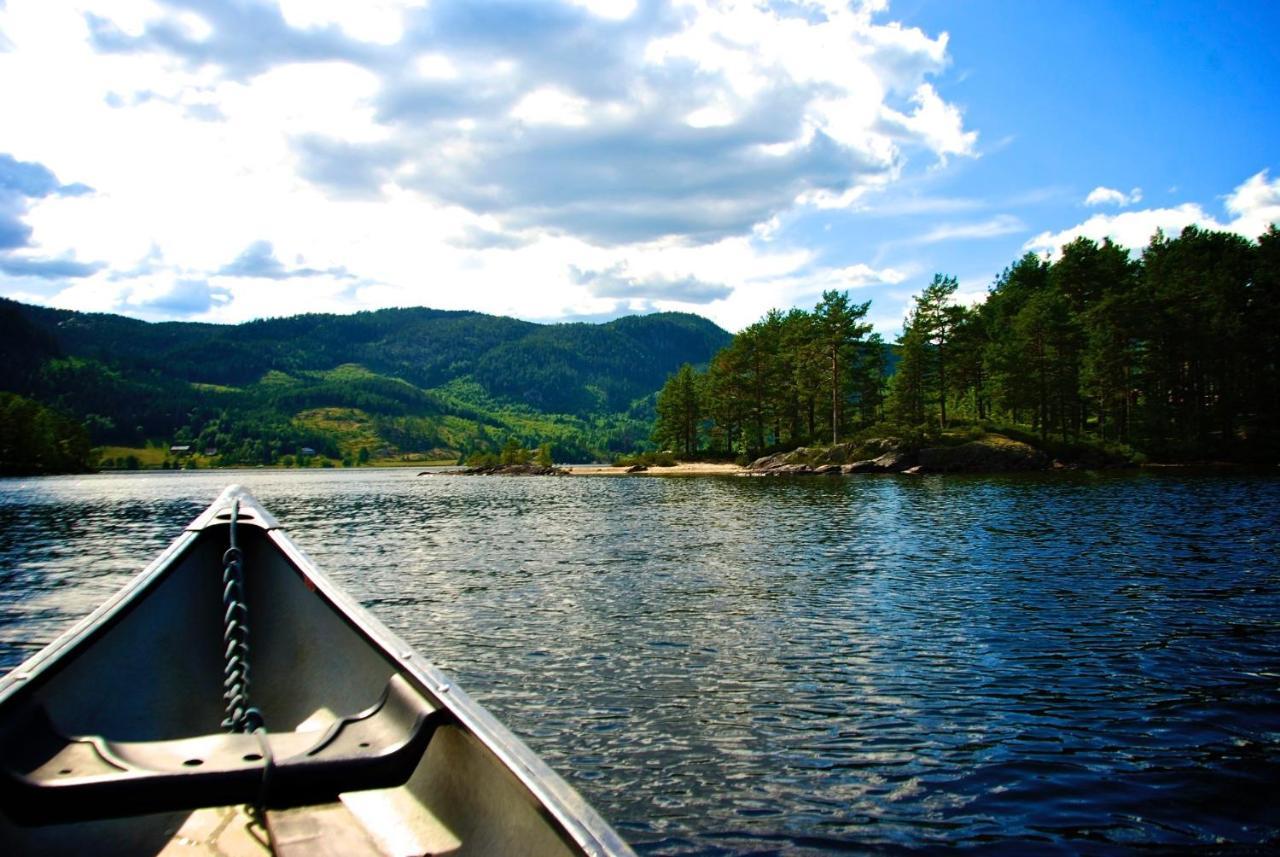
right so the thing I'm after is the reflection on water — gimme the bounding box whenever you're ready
[1,469,1278,853]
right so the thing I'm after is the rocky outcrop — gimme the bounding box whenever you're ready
[745,433,1063,476]
[749,441,917,476]
[917,436,1049,473]
[869,450,915,472]
[809,443,859,465]
[426,463,568,476]
[748,451,798,471]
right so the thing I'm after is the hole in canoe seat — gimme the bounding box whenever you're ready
[0,675,445,825]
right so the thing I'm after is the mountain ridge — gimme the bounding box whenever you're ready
[0,297,733,465]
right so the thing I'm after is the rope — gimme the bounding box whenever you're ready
[221,499,264,734]
[220,498,274,829]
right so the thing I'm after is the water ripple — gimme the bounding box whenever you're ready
[1,469,1278,853]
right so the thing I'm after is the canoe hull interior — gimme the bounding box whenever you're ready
[0,487,633,856]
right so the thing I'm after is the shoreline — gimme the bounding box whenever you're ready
[564,462,744,477]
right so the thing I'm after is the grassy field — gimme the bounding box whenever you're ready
[95,445,170,468]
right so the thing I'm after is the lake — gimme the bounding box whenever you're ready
[1,468,1278,854]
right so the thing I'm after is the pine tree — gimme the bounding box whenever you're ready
[652,364,701,457]
[886,316,928,426]
[911,274,963,429]
[813,290,872,443]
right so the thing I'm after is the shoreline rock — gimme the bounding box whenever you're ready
[748,437,919,476]
[746,433,1063,476]
[422,463,569,476]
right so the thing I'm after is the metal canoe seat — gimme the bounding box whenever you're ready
[0,675,445,825]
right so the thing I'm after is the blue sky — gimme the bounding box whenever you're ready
[0,0,1277,336]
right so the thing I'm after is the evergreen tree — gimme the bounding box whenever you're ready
[911,274,963,428]
[535,443,554,467]
[855,333,888,423]
[813,290,872,443]
[886,316,928,425]
[652,363,702,457]
[948,307,988,421]
[0,392,95,475]
[1250,225,1280,448]
[983,253,1050,425]
[782,308,825,439]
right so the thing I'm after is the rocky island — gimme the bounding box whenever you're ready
[744,432,1126,476]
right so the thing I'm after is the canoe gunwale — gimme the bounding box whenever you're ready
[0,485,635,857]
[0,529,199,707]
[256,493,633,857]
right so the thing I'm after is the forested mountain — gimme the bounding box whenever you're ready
[0,300,731,468]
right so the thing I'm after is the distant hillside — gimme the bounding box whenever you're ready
[0,298,732,465]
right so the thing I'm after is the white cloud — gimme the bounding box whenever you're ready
[1084,186,1142,207]
[912,214,1023,244]
[276,0,421,45]
[881,84,977,161]
[1025,204,1218,257]
[1224,170,1280,240]
[414,53,459,81]
[570,263,732,303]
[0,0,978,330]
[510,87,592,128]
[1027,171,1280,258]
[564,0,637,21]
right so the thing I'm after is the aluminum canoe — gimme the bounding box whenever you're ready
[0,485,635,857]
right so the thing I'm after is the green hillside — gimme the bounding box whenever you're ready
[0,298,731,468]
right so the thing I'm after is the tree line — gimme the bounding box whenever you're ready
[0,392,95,475]
[654,290,886,457]
[654,224,1280,462]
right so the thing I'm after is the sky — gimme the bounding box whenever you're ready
[1,0,1277,337]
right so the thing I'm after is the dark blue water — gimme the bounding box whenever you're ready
[1,469,1278,854]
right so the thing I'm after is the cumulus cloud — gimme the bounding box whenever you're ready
[0,255,104,279]
[0,153,79,198]
[832,262,909,288]
[1026,170,1280,259]
[121,277,232,317]
[781,261,908,309]
[1025,204,1218,257]
[879,83,977,162]
[1224,170,1280,240]
[218,240,352,279]
[448,224,535,251]
[570,263,733,304]
[0,1,987,331]
[82,0,973,247]
[84,4,376,80]
[0,153,102,276]
[0,205,30,251]
[1084,186,1142,207]
[219,241,290,279]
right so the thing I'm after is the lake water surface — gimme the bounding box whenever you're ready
[1,468,1278,854]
